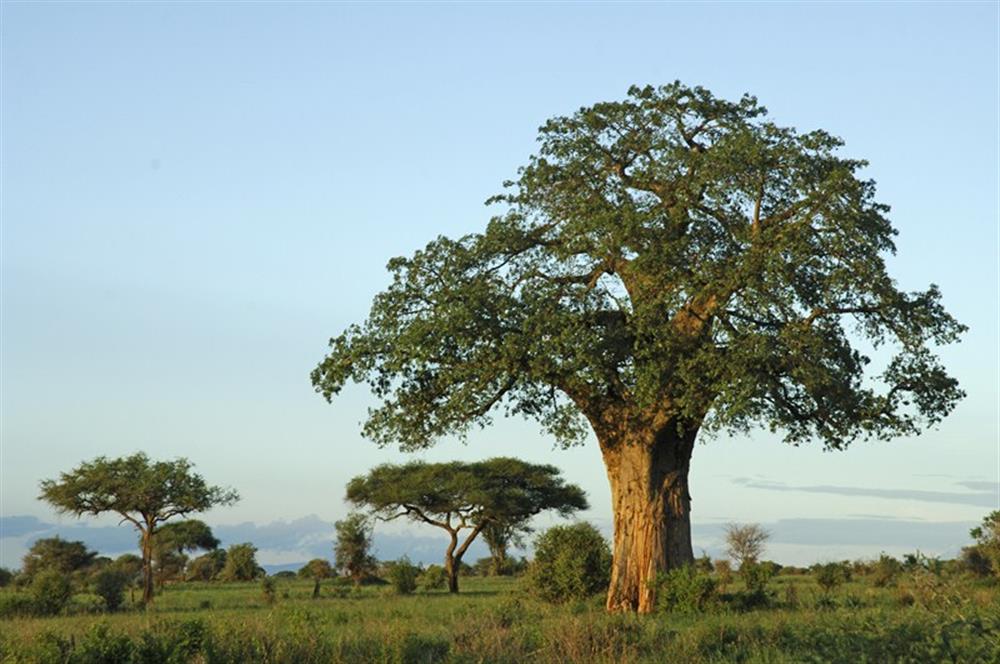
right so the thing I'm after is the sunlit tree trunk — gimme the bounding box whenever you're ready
[601,422,696,613]
[140,526,155,606]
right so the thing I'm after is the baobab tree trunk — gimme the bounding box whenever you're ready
[602,424,696,613]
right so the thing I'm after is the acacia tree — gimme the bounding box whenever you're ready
[39,453,238,605]
[481,520,528,576]
[313,83,965,612]
[346,458,587,593]
[146,519,220,588]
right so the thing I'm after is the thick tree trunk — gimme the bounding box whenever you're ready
[602,424,696,613]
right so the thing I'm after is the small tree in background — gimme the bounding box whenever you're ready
[0,568,13,587]
[220,543,262,581]
[481,521,529,576]
[21,537,96,580]
[724,523,770,571]
[334,512,377,586]
[147,519,220,589]
[187,549,227,582]
[526,523,612,603]
[298,558,333,598]
[347,458,586,593]
[963,511,1000,578]
[39,453,238,605]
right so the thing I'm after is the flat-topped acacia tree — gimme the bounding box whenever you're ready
[39,453,238,605]
[313,83,965,613]
[346,458,587,593]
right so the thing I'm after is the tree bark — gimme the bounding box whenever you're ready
[602,422,696,613]
[140,527,154,605]
[444,531,460,593]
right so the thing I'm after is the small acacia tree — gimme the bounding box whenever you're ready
[313,83,964,612]
[481,520,529,576]
[723,523,770,571]
[146,519,220,589]
[39,453,238,605]
[347,458,587,593]
[334,512,377,586]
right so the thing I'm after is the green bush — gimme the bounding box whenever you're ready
[420,564,447,591]
[814,562,849,593]
[525,522,611,603]
[741,560,776,595]
[386,557,420,595]
[261,576,278,605]
[653,564,718,613]
[30,570,73,616]
[92,568,129,612]
[871,554,903,587]
[0,592,36,618]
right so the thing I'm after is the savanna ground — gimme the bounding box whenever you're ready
[1,570,999,663]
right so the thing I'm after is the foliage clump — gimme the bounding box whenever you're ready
[652,564,718,613]
[334,512,378,586]
[526,523,611,603]
[29,570,73,616]
[386,557,420,595]
[92,568,129,611]
[814,562,851,593]
[220,543,263,582]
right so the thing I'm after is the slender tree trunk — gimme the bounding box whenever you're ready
[490,546,507,576]
[141,528,154,605]
[602,423,696,613]
[444,531,460,593]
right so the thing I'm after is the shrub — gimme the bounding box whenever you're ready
[92,568,129,612]
[814,562,849,593]
[261,576,277,605]
[871,553,903,587]
[960,545,993,577]
[653,564,718,613]
[0,567,13,587]
[0,593,36,618]
[420,564,447,591]
[713,559,733,592]
[386,557,420,595]
[525,522,611,603]
[30,570,73,616]
[741,560,776,595]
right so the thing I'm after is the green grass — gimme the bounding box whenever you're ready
[1,574,999,663]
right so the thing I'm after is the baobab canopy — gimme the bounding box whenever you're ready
[313,82,965,612]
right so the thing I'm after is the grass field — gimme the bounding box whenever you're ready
[2,572,999,663]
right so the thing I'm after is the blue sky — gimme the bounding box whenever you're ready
[1,2,997,568]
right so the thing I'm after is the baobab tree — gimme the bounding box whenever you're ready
[313,83,965,612]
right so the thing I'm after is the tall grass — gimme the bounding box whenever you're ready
[1,575,997,663]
